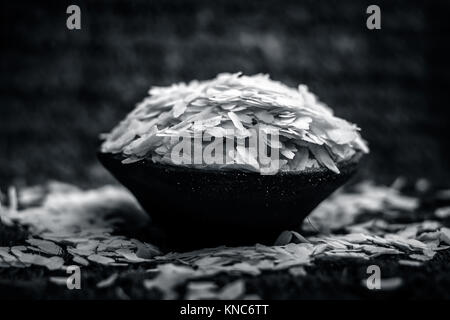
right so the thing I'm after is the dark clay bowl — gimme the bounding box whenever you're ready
[98,151,362,250]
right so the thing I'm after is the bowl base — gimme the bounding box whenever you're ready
[98,151,362,251]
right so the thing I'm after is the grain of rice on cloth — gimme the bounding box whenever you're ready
[101,73,369,174]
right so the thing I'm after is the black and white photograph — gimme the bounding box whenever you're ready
[1,0,450,308]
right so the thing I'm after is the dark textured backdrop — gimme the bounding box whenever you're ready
[1,0,449,188]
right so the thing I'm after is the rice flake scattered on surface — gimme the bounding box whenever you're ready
[1,180,450,299]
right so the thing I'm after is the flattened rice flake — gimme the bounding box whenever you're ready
[101,73,368,173]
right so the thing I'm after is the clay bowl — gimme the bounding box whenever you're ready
[98,151,362,250]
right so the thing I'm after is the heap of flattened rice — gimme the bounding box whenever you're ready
[101,73,368,174]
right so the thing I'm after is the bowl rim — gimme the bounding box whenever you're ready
[98,149,363,177]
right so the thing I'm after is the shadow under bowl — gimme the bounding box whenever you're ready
[98,151,362,250]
